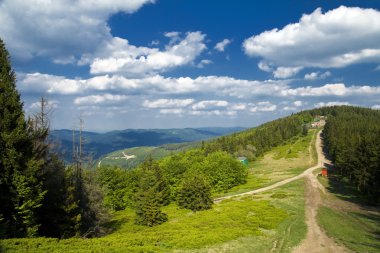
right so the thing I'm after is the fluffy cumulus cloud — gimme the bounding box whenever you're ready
[19,73,380,103]
[314,101,350,108]
[214,39,232,52]
[191,100,229,110]
[294,101,303,107]
[304,71,331,80]
[196,59,213,68]
[74,94,128,106]
[0,0,154,61]
[142,99,194,108]
[18,71,380,129]
[243,6,380,71]
[142,99,252,116]
[18,72,290,98]
[249,101,277,112]
[28,100,60,111]
[273,66,303,79]
[84,32,207,76]
[280,83,380,97]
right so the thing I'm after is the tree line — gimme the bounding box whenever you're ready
[321,106,380,203]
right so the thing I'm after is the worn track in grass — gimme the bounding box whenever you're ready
[214,131,350,253]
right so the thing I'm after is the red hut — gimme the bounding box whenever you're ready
[321,168,328,177]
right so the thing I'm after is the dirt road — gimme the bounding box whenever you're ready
[292,131,348,253]
[214,131,349,252]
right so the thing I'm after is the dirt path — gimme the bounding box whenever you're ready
[292,132,349,253]
[214,131,350,252]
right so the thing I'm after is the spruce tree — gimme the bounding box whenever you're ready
[177,173,212,212]
[134,158,169,226]
[0,38,45,237]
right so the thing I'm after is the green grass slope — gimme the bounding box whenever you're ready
[98,142,198,169]
[317,172,380,252]
[0,129,317,253]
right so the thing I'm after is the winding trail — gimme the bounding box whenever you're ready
[214,131,349,252]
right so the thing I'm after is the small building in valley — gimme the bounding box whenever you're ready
[238,157,249,166]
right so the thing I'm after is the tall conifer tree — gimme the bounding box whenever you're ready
[0,38,45,237]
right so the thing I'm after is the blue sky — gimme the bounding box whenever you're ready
[1,0,380,131]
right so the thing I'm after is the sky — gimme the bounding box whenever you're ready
[1,0,380,131]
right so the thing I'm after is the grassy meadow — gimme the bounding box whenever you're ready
[317,172,380,253]
[215,129,318,198]
[1,179,307,253]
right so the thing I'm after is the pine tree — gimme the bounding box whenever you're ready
[0,38,45,237]
[27,97,71,237]
[177,172,212,212]
[134,158,169,226]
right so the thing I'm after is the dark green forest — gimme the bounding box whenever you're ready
[321,106,380,203]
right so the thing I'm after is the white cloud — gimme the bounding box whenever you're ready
[314,101,350,108]
[196,59,213,68]
[372,104,380,109]
[142,99,194,108]
[258,61,273,72]
[231,103,247,111]
[189,110,236,116]
[19,73,380,102]
[74,94,128,105]
[19,72,289,98]
[0,0,153,61]
[29,100,60,110]
[294,100,303,107]
[250,101,277,112]
[164,32,181,39]
[192,100,229,110]
[304,72,318,81]
[304,71,331,80]
[273,66,303,78]
[149,40,160,46]
[281,83,380,97]
[86,32,207,76]
[159,108,185,115]
[214,39,232,52]
[243,6,380,69]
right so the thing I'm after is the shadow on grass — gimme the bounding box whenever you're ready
[104,217,129,234]
[323,168,379,207]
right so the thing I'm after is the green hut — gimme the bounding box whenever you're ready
[238,157,249,166]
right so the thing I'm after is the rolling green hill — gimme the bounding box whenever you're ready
[50,127,245,163]
[97,142,198,169]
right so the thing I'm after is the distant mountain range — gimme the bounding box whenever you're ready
[50,127,245,163]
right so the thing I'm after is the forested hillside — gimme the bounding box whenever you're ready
[202,112,314,159]
[321,106,380,203]
[97,111,316,214]
[51,127,245,162]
